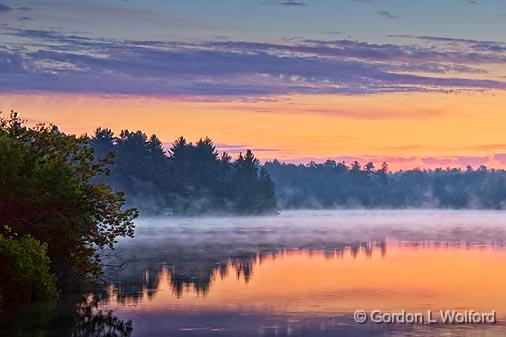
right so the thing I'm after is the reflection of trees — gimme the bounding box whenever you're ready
[102,240,387,302]
[397,240,506,249]
[0,297,132,337]
[101,233,506,305]
[73,299,133,337]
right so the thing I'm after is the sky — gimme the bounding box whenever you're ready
[1,0,506,170]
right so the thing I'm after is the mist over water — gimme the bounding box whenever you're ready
[122,209,506,247]
[101,210,506,337]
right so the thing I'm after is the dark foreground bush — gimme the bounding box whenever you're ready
[0,112,138,295]
[0,233,57,306]
[0,298,133,337]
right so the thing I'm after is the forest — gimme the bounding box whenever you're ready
[264,160,506,209]
[89,128,506,212]
[90,129,278,215]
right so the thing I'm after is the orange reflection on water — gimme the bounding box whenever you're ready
[104,240,506,318]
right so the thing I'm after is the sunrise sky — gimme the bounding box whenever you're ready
[1,0,506,170]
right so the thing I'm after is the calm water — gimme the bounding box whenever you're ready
[99,210,506,337]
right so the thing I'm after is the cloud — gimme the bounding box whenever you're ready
[16,6,31,12]
[272,154,506,169]
[0,3,12,12]
[261,0,306,7]
[366,156,417,164]
[320,155,418,166]
[390,34,506,53]
[495,154,506,165]
[378,144,426,151]
[379,143,506,152]
[16,16,33,21]
[376,10,398,19]
[314,155,505,169]
[213,142,284,154]
[422,157,455,166]
[466,144,506,151]
[456,156,488,167]
[297,106,442,119]
[0,27,506,96]
[280,1,306,6]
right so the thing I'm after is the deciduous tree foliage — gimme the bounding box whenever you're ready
[0,112,138,294]
[0,233,57,305]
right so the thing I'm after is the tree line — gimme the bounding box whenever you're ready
[88,128,506,212]
[264,160,506,209]
[90,129,278,215]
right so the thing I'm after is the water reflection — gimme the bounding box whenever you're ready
[0,297,133,337]
[100,210,506,337]
[103,241,506,315]
[104,241,386,300]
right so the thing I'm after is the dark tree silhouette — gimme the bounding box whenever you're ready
[264,160,506,209]
[0,112,138,294]
[91,132,278,215]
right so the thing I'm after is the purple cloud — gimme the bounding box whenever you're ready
[1,27,506,96]
[456,156,489,167]
[280,1,306,6]
[495,154,506,164]
[0,2,12,12]
[389,34,506,54]
[422,157,455,166]
[376,10,398,19]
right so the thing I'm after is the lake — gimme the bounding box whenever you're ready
[99,210,506,337]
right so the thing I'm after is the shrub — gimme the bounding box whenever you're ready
[0,233,57,306]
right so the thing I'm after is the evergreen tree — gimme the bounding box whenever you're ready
[90,131,278,215]
[264,159,506,210]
